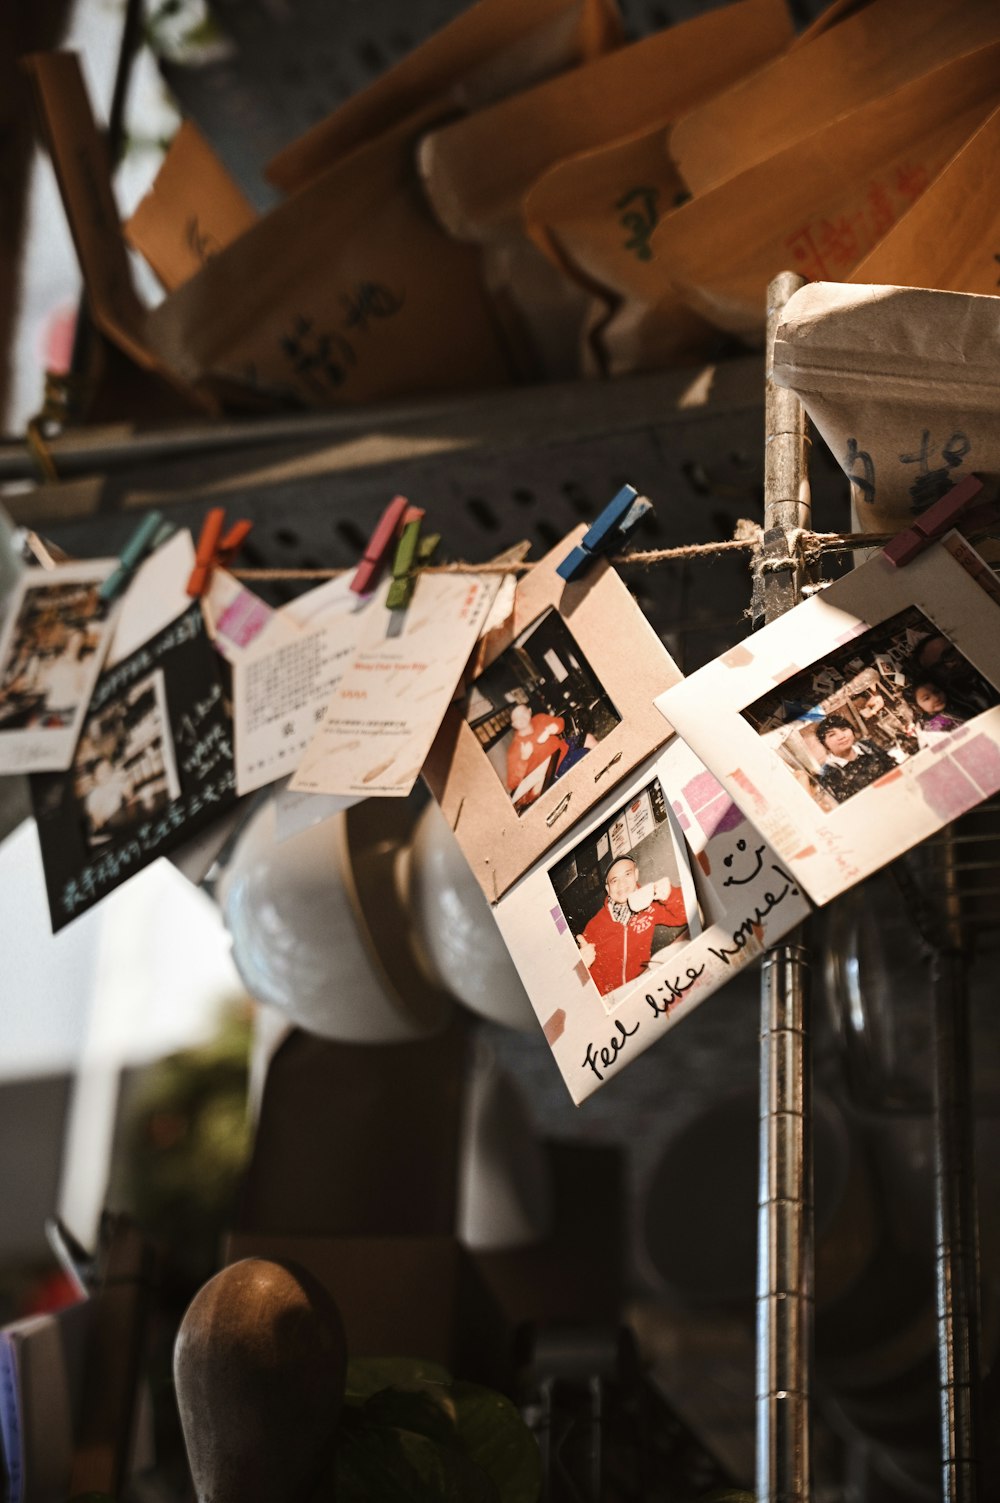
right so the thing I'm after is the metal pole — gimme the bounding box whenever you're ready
[755,271,813,1503]
[931,836,981,1501]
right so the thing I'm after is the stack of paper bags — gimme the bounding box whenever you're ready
[28,0,1000,410]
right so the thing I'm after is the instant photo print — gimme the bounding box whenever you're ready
[424,525,682,902]
[0,561,117,773]
[657,537,1000,907]
[494,737,810,1104]
[31,603,238,931]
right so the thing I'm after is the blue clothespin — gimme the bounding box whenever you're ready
[556,484,653,582]
[99,509,167,603]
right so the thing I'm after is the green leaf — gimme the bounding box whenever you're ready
[449,1382,542,1503]
[336,1424,497,1503]
[361,1385,458,1448]
[345,1356,452,1401]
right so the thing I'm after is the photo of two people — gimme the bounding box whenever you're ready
[549,777,691,1001]
[742,605,1000,812]
[463,607,620,814]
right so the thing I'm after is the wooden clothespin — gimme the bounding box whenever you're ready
[556,483,653,582]
[386,505,439,610]
[186,509,252,597]
[882,474,984,567]
[351,494,410,595]
[99,509,167,604]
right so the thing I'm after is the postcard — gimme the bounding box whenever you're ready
[423,525,682,903]
[289,570,501,799]
[0,562,118,773]
[233,578,375,795]
[30,602,238,931]
[109,528,298,667]
[494,737,811,1104]
[656,536,1000,907]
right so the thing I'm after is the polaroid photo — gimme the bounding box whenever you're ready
[31,603,238,931]
[494,737,811,1104]
[423,525,682,903]
[0,561,117,773]
[656,536,1000,907]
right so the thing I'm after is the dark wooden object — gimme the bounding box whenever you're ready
[174,1258,347,1503]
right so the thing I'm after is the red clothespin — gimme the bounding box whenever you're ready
[350,494,410,595]
[186,508,252,596]
[882,474,984,567]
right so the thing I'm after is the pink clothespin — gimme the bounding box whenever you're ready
[882,474,984,567]
[350,494,410,595]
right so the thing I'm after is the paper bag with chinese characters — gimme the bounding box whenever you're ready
[670,0,1000,196]
[849,102,1000,298]
[650,40,1000,341]
[417,0,791,376]
[771,281,1000,538]
[266,0,624,193]
[143,103,514,409]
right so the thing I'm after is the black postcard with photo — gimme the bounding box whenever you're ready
[31,603,238,931]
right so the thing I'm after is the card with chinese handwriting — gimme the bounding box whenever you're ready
[0,562,118,774]
[233,578,374,795]
[494,737,810,1103]
[423,525,682,903]
[289,570,501,799]
[30,603,238,931]
[656,536,1000,908]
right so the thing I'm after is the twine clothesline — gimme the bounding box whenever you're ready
[230,524,899,583]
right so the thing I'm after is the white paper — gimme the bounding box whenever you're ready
[272,780,360,843]
[233,586,373,796]
[0,562,118,773]
[107,530,195,667]
[656,539,1000,908]
[494,738,810,1103]
[290,571,501,798]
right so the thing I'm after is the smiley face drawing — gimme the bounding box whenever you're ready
[722,836,766,887]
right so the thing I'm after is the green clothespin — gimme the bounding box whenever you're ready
[386,506,438,609]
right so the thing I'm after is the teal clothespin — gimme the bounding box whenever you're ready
[386,506,438,609]
[99,510,166,603]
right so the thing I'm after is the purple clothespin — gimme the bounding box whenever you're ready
[882,474,984,567]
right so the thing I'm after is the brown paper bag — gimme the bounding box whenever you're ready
[670,0,1000,195]
[22,51,213,413]
[849,103,1000,296]
[124,122,258,293]
[145,103,514,409]
[772,281,1000,536]
[266,0,624,193]
[418,0,793,242]
[652,41,1000,341]
[417,0,790,378]
[524,124,716,376]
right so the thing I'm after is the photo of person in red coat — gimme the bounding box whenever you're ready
[504,703,570,806]
[576,854,688,997]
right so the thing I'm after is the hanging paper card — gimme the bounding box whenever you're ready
[493,737,810,1104]
[423,525,681,903]
[233,578,374,795]
[0,562,118,773]
[30,603,238,931]
[656,538,1000,908]
[289,571,501,799]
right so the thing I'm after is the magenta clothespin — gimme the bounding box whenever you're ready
[882,474,984,567]
[350,495,410,595]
